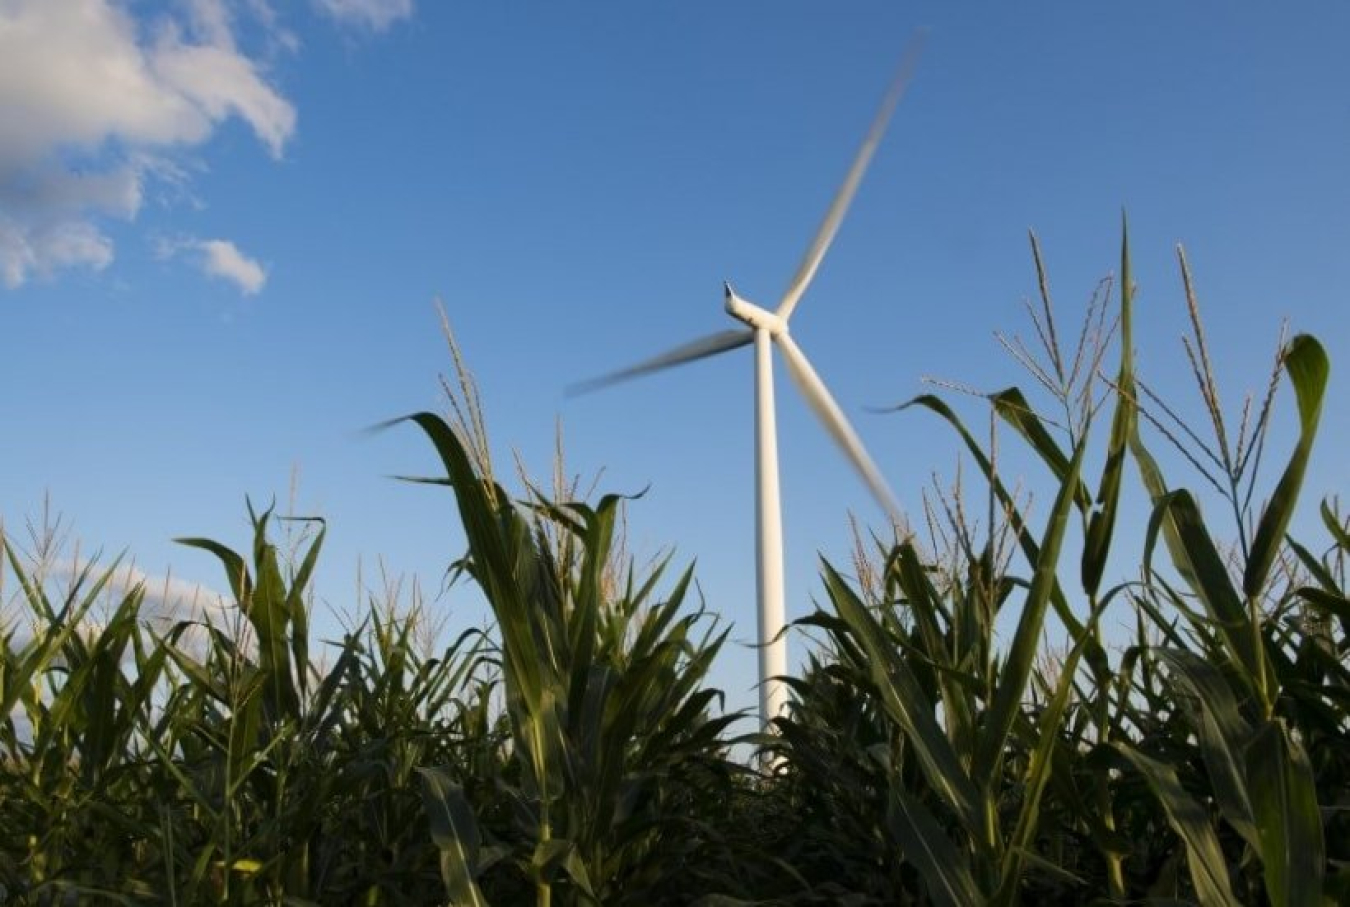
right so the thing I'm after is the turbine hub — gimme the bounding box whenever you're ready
[724,283,786,334]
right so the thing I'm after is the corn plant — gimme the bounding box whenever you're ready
[1,225,1342,906]
[394,411,743,906]
[0,503,495,904]
[0,543,169,903]
[768,221,1340,905]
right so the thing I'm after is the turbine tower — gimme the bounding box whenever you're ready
[573,38,922,733]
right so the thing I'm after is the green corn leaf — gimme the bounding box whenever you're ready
[176,530,293,719]
[1244,335,1329,596]
[1156,649,1258,849]
[887,785,984,907]
[990,386,1092,511]
[824,561,982,834]
[174,536,252,603]
[142,731,219,822]
[531,839,596,899]
[1144,490,1264,700]
[1245,719,1325,907]
[1320,498,1350,551]
[518,685,566,805]
[1044,734,1134,862]
[996,596,1100,906]
[1111,743,1241,907]
[247,513,300,721]
[394,412,545,711]
[1286,538,1340,594]
[976,433,1086,785]
[889,393,1091,644]
[890,542,975,749]
[417,766,490,907]
[1009,846,1088,889]
[1,542,117,719]
[64,591,143,782]
[1083,220,1137,596]
[284,516,324,705]
[1116,225,1204,593]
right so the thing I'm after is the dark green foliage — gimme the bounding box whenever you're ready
[2,226,1344,905]
[757,225,1345,905]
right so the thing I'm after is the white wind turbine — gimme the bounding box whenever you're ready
[573,39,922,733]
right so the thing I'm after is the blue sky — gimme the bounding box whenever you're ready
[3,2,1348,712]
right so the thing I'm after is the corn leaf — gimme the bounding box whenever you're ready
[1083,218,1137,596]
[990,386,1092,511]
[418,766,490,907]
[1156,648,1258,848]
[886,785,984,907]
[1244,335,1329,596]
[1144,490,1264,700]
[1111,743,1241,907]
[1245,719,1325,907]
[996,598,1100,906]
[975,434,1086,784]
[890,393,1090,644]
[825,561,982,833]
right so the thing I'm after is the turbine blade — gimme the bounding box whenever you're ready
[776,333,905,525]
[776,32,925,322]
[568,328,754,395]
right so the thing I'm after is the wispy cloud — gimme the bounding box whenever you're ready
[313,0,413,32]
[2,556,231,640]
[0,0,294,288]
[97,560,232,625]
[1,559,241,710]
[159,236,268,295]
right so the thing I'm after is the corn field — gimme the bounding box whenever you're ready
[2,227,1346,905]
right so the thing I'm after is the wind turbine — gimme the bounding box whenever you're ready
[572,38,922,733]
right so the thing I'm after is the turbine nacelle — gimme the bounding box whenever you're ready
[723,283,787,335]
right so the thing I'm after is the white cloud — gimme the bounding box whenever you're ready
[196,238,267,293]
[160,236,267,294]
[313,0,413,32]
[0,220,115,288]
[0,160,143,287]
[98,561,232,624]
[3,556,231,638]
[1,558,238,691]
[150,31,296,158]
[185,0,237,50]
[0,0,295,288]
[242,0,301,54]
